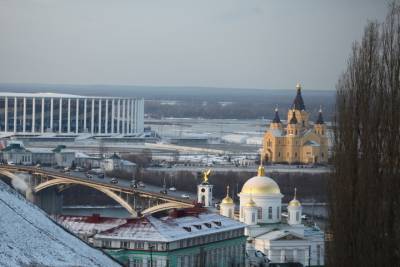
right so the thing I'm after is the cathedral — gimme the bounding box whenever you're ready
[215,164,325,266]
[262,83,328,164]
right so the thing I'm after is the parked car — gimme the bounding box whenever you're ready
[181,194,190,199]
[86,173,93,179]
[97,173,105,179]
[138,182,145,188]
[169,187,177,191]
[110,178,118,184]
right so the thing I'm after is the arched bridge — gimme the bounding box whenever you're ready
[0,165,194,217]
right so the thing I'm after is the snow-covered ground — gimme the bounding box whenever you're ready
[0,181,120,267]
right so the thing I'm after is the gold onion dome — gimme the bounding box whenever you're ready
[240,164,281,195]
[221,186,234,204]
[288,188,301,207]
[244,197,257,207]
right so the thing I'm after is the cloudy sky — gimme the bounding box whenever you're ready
[0,0,389,90]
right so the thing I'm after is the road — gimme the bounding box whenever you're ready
[146,164,331,174]
[40,166,197,201]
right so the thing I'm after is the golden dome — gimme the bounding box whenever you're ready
[288,199,301,207]
[241,175,281,195]
[288,188,301,207]
[221,185,234,204]
[244,198,256,207]
[222,195,234,204]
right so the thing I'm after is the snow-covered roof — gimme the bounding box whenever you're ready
[56,215,127,236]
[94,212,245,243]
[256,230,306,241]
[28,147,54,153]
[0,181,119,267]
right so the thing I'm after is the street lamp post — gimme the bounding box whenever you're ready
[149,245,154,267]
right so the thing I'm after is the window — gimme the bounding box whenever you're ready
[251,212,255,223]
[257,207,262,219]
[321,152,324,158]
[277,206,280,220]
[240,207,243,218]
[296,211,300,221]
[132,258,143,267]
[134,241,144,249]
[121,241,129,249]
[278,152,281,157]
[102,240,111,248]
[268,207,272,219]
[295,152,297,158]
[317,245,321,265]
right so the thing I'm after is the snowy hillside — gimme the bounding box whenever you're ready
[0,180,120,267]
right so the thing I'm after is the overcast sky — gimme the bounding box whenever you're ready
[0,0,390,90]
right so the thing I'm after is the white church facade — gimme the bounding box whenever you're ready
[217,164,325,266]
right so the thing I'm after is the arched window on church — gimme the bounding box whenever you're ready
[252,212,256,223]
[295,152,297,158]
[296,211,300,221]
[278,152,281,158]
[277,206,280,220]
[321,152,324,158]
[268,207,272,219]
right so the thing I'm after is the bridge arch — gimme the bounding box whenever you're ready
[34,178,137,216]
[0,169,24,183]
[141,202,194,216]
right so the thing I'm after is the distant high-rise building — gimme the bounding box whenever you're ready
[262,83,328,164]
[0,93,144,135]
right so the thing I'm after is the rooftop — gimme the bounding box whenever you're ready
[64,211,245,243]
[0,92,141,100]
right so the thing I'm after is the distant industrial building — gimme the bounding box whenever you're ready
[0,93,144,135]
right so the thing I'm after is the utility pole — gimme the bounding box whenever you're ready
[149,245,154,267]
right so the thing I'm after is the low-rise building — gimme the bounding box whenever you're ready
[30,147,56,166]
[101,153,136,173]
[56,210,246,267]
[53,145,76,168]
[1,142,32,165]
[75,152,102,169]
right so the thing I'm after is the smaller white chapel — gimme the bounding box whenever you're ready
[219,164,325,266]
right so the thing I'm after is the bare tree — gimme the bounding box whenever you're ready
[328,3,400,266]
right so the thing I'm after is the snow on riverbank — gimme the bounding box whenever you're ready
[0,181,120,267]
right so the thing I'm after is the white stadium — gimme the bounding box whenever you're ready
[0,93,144,135]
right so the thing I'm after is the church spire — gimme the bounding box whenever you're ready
[293,83,306,111]
[257,151,265,176]
[315,106,324,124]
[272,106,281,123]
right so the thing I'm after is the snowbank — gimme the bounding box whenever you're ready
[0,181,120,267]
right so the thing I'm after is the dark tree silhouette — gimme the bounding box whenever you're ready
[328,4,400,266]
